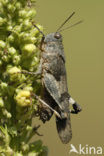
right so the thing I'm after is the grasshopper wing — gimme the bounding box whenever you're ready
[43,73,72,143]
[43,73,62,109]
[56,115,72,144]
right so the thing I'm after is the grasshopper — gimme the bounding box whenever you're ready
[21,12,82,144]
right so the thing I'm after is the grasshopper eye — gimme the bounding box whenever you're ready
[54,32,61,39]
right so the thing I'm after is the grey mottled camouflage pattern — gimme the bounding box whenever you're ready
[40,32,72,143]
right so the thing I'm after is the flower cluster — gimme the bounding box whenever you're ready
[0,0,47,155]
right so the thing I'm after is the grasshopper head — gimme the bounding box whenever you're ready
[42,32,65,60]
[44,32,62,43]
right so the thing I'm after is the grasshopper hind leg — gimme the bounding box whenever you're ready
[39,88,57,123]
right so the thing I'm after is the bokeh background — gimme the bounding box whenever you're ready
[35,0,104,155]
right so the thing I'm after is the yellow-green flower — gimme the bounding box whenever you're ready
[15,90,31,107]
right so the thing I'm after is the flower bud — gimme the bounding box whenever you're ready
[6,25,13,31]
[0,97,4,107]
[14,25,22,33]
[8,35,14,43]
[21,142,29,152]
[28,152,37,156]
[19,10,27,18]
[30,37,37,44]
[15,2,21,10]
[0,2,2,8]
[26,125,32,131]
[0,82,8,91]
[2,108,12,118]
[22,44,37,56]
[13,55,21,65]
[20,32,37,44]
[7,66,20,74]
[26,10,36,19]
[2,55,9,62]
[6,147,14,155]
[22,19,32,31]
[15,90,31,107]
[0,40,6,48]
[7,4,15,13]
[7,66,21,82]
[0,60,2,66]
[1,0,9,6]
[8,47,16,56]
[24,86,33,92]
[15,153,23,156]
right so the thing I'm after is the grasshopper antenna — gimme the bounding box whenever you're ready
[59,20,83,32]
[32,22,45,38]
[56,12,75,32]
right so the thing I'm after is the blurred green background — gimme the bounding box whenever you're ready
[35,0,104,155]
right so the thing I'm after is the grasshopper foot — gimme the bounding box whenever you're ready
[70,103,82,114]
[72,103,82,114]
